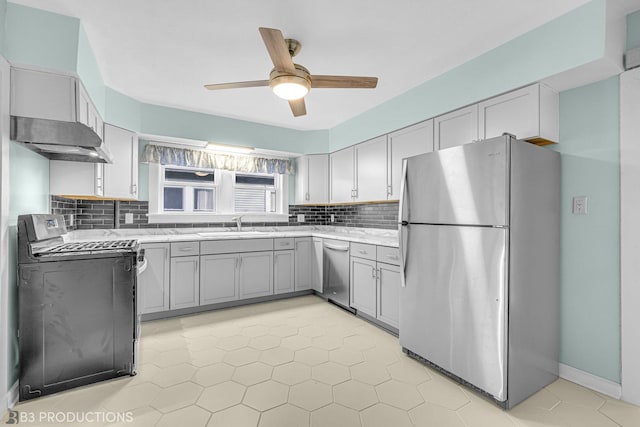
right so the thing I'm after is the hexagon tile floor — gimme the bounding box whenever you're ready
[4,295,640,426]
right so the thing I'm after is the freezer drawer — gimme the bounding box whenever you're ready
[399,224,508,400]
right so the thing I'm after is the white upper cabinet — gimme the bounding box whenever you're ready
[329,147,355,203]
[50,161,102,197]
[50,124,138,199]
[434,104,479,150]
[387,119,434,200]
[355,135,388,202]
[478,83,559,145]
[103,124,139,199]
[295,154,328,204]
[10,67,77,122]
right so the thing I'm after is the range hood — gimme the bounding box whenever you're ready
[10,116,113,163]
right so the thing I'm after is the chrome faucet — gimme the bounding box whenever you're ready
[232,215,244,231]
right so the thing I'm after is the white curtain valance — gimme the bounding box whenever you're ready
[141,144,295,175]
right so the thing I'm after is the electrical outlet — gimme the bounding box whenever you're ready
[572,196,588,215]
[331,214,335,222]
[68,214,74,227]
[297,214,305,222]
[125,213,134,224]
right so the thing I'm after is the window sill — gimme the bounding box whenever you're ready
[147,212,289,224]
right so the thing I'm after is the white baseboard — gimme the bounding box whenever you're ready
[559,363,622,399]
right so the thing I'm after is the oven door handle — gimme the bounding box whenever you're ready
[137,258,148,275]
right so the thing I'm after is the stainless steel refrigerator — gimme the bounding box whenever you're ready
[398,134,560,408]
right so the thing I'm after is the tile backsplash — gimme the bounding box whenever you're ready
[51,196,399,230]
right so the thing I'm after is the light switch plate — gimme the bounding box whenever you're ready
[125,213,134,224]
[297,214,305,222]
[572,196,588,215]
[331,214,335,222]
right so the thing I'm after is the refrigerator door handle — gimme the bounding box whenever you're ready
[398,159,409,288]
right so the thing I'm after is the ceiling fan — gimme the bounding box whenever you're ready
[204,27,378,117]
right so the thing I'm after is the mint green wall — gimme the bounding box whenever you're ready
[77,25,105,115]
[105,88,142,131]
[627,10,640,50]
[553,77,620,382]
[140,103,329,154]
[330,0,607,150]
[5,3,78,72]
[7,142,50,386]
[0,0,7,55]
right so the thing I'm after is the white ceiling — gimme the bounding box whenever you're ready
[11,0,598,130]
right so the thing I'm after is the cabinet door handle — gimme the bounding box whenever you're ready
[371,267,376,279]
[131,184,137,194]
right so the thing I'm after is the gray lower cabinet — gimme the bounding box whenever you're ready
[239,251,274,298]
[170,255,200,310]
[200,254,240,305]
[138,243,170,314]
[311,238,323,292]
[294,237,312,291]
[274,250,295,294]
[350,244,401,328]
[377,262,400,328]
[350,256,377,318]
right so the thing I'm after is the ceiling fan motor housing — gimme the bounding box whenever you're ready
[269,64,312,99]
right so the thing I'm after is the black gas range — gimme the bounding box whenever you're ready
[17,214,142,401]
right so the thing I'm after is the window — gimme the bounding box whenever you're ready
[149,163,288,223]
[234,173,276,213]
[161,167,216,213]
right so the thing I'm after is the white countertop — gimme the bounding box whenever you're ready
[66,226,399,248]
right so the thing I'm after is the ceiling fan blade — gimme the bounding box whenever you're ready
[311,75,378,89]
[259,27,296,73]
[288,98,307,117]
[204,80,269,90]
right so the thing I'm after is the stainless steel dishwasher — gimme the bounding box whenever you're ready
[322,239,353,312]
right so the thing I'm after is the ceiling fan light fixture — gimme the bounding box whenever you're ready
[271,75,310,100]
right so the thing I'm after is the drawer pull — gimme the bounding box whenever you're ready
[179,247,194,251]
[280,242,291,246]
[386,254,399,260]
[358,250,367,255]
